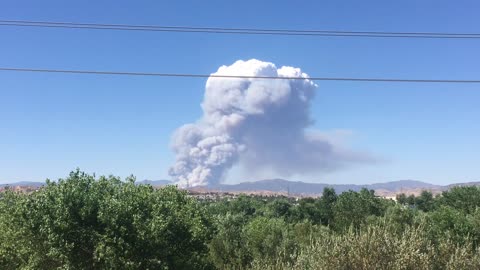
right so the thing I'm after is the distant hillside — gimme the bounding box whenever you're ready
[368,180,438,192]
[446,181,480,188]
[209,179,442,196]
[0,181,45,188]
[2,178,479,197]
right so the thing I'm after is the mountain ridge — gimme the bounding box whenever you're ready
[3,178,477,197]
[0,181,45,188]
[208,179,440,195]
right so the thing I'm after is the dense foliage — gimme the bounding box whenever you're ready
[1,170,480,269]
[0,171,213,269]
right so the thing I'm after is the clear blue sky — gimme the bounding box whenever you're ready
[1,0,479,185]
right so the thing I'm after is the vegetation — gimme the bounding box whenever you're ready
[1,170,480,269]
[0,171,213,270]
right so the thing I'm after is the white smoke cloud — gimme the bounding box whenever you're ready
[169,59,374,187]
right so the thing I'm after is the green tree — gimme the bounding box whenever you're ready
[407,194,416,206]
[333,188,387,231]
[244,217,296,265]
[228,194,264,217]
[415,190,435,212]
[426,206,480,246]
[266,198,292,218]
[208,214,251,269]
[0,170,214,269]
[316,187,337,226]
[289,197,322,224]
[396,193,407,205]
[439,186,480,214]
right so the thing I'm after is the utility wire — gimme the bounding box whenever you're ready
[1,19,480,39]
[1,67,479,83]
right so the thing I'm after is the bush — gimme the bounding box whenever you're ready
[252,222,480,270]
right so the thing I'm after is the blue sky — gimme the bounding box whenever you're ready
[1,0,479,185]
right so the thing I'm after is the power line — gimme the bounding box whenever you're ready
[1,19,480,39]
[1,67,479,83]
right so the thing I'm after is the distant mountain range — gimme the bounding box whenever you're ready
[209,179,439,195]
[101,179,480,197]
[138,178,480,197]
[0,181,45,188]
[2,179,479,197]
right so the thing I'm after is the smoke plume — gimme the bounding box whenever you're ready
[169,59,373,187]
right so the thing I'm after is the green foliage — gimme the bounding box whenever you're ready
[333,188,388,231]
[251,222,480,270]
[415,191,435,212]
[209,186,480,269]
[2,170,480,269]
[208,213,251,269]
[266,198,291,218]
[407,194,416,206]
[0,170,213,270]
[425,206,480,247]
[316,187,337,226]
[439,186,480,214]
[244,217,294,264]
[396,193,407,205]
[289,197,322,224]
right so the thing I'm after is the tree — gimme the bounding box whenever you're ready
[406,194,416,206]
[0,170,214,269]
[426,206,479,246]
[439,186,480,214]
[396,193,407,205]
[333,188,387,231]
[267,198,292,218]
[316,187,337,226]
[228,194,264,217]
[244,217,295,265]
[380,204,416,234]
[290,197,322,224]
[208,214,252,269]
[415,190,435,212]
